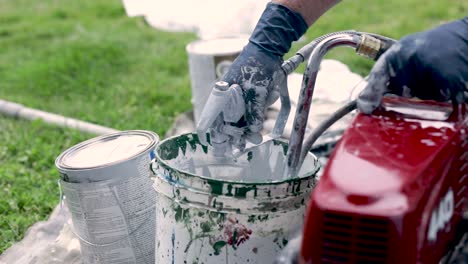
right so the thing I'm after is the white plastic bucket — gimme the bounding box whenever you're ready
[152,133,319,263]
[186,37,248,124]
[55,130,159,264]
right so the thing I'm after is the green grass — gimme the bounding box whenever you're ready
[0,119,90,252]
[0,0,466,254]
[0,0,196,133]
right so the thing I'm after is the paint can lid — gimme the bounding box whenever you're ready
[186,36,249,55]
[57,130,159,169]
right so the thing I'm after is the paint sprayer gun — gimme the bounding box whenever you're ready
[196,75,291,157]
[196,81,247,156]
[197,31,396,161]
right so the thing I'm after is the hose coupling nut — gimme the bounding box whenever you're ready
[356,35,381,60]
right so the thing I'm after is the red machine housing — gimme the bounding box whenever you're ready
[300,97,468,264]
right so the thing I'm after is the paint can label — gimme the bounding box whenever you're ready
[61,171,156,264]
[55,131,159,264]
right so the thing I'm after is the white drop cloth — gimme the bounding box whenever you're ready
[122,0,269,39]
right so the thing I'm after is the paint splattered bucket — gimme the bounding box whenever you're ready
[186,37,248,124]
[55,130,159,264]
[152,133,320,263]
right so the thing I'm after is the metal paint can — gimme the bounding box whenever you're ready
[55,130,159,264]
[152,133,320,264]
[186,37,248,124]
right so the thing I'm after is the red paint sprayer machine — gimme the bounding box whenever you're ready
[263,31,467,263]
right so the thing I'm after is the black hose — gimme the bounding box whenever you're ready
[298,100,357,168]
[282,31,396,172]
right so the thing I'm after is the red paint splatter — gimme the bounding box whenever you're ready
[223,218,252,248]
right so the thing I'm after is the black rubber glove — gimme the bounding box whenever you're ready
[358,17,468,114]
[222,2,308,143]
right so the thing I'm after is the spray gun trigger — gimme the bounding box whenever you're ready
[196,82,231,146]
[196,82,246,149]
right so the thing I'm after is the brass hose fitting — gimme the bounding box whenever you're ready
[356,35,381,60]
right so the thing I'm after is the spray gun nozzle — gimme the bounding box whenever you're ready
[215,81,229,91]
[196,81,246,157]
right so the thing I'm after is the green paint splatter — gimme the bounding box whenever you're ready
[174,205,189,222]
[159,139,180,160]
[247,151,253,162]
[247,215,256,223]
[273,140,289,155]
[226,184,233,197]
[234,185,257,198]
[287,179,303,195]
[201,144,208,154]
[282,144,288,156]
[200,222,211,233]
[211,199,224,211]
[174,206,182,222]
[159,133,204,161]
[208,211,226,228]
[180,141,188,155]
[187,137,197,151]
[248,214,270,223]
[232,229,238,249]
[207,179,223,195]
[282,238,288,246]
[212,241,227,255]
[294,180,301,193]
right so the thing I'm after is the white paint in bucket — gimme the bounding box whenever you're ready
[186,37,248,124]
[55,130,159,264]
[152,133,319,264]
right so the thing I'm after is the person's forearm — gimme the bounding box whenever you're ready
[273,0,341,26]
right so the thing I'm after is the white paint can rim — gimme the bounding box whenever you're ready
[56,130,159,171]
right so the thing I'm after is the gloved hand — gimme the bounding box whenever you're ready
[197,2,308,152]
[222,42,285,145]
[358,17,468,114]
